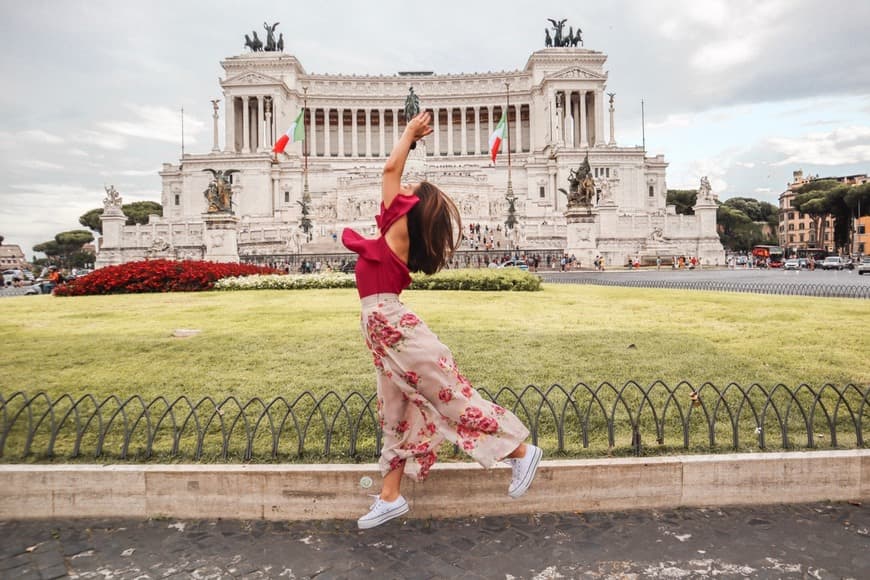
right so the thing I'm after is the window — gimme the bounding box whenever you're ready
[174,194,180,206]
[858,224,866,234]
[789,235,795,242]
[284,191,290,203]
[605,167,610,178]
[788,224,794,231]
[799,233,804,242]
[594,168,599,177]
[648,185,654,197]
[798,223,804,230]
[789,212,795,220]
[539,186,545,198]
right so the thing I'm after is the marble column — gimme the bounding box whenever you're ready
[263,99,271,153]
[446,107,453,156]
[337,108,345,157]
[225,96,235,153]
[579,90,588,147]
[595,89,606,146]
[392,108,400,150]
[460,107,467,156]
[351,108,359,157]
[309,107,318,157]
[242,96,250,153]
[257,96,266,152]
[212,99,220,153]
[324,108,331,157]
[487,106,495,152]
[433,107,440,155]
[378,108,385,157]
[365,108,372,157]
[608,96,616,146]
[474,106,481,154]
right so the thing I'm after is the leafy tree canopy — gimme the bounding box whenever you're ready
[666,189,697,215]
[78,201,163,234]
[56,230,94,248]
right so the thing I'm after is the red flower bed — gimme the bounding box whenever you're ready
[54,259,277,296]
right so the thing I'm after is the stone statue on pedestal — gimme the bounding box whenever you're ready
[560,155,595,208]
[202,169,240,213]
[404,87,421,150]
[699,176,713,200]
[103,185,123,211]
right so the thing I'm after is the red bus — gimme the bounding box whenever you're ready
[751,245,784,268]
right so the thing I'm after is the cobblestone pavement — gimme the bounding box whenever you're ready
[1,502,867,579]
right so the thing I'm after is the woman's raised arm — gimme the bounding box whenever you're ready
[382,111,432,208]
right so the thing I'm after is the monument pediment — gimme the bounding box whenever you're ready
[222,71,284,87]
[547,66,606,81]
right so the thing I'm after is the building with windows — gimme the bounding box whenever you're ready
[0,244,27,269]
[778,170,868,256]
[97,34,723,268]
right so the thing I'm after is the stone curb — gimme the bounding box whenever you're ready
[1,450,867,521]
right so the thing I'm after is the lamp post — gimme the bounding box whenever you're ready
[504,81,518,242]
[300,86,312,242]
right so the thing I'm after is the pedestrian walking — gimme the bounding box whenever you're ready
[342,111,541,530]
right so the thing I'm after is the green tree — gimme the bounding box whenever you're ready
[792,180,839,249]
[722,197,778,225]
[79,208,104,234]
[78,201,163,235]
[666,189,697,215]
[34,230,95,268]
[716,204,770,251]
[122,201,163,226]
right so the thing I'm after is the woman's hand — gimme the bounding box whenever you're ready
[405,111,433,141]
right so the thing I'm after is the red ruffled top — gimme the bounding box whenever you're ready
[341,194,420,298]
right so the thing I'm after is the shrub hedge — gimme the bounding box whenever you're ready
[215,268,541,292]
[54,259,277,296]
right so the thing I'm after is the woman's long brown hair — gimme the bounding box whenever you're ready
[406,181,462,274]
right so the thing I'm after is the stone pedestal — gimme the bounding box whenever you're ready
[404,140,428,181]
[95,209,127,269]
[203,213,240,263]
[565,205,597,266]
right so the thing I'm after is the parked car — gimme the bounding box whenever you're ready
[783,259,800,271]
[821,256,847,270]
[857,257,870,276]
[498,259,529,271]
[797,258,809,269]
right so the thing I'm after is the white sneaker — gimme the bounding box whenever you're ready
[357,495,409,529]
[508,444,542,498]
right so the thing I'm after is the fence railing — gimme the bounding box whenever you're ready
[542,277,870,299]
[2,383,867,462]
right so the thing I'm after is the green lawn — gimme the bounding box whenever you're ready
[1,285,866,397]
[1,285,866,461]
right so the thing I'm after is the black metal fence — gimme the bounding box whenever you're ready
[2,383,867,462]
[543,277,870,299]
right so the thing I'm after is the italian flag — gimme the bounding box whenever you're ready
[272,109,305,153]
[488,109,507,163]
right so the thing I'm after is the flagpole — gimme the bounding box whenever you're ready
[301,86,312,242]
[303,86,309,197]
[504,80,519,256]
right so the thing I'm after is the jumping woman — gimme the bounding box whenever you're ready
[342,111,542,530]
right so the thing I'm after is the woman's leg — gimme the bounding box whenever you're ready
[379,461,405,501]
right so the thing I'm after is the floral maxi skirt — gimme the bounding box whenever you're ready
[360,293,530,481]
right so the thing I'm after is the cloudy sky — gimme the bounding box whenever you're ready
[1,0,869,258]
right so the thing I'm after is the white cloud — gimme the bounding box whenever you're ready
[769,125,870,165]
[735,162,756,169]
[754,187,772,194]
[74,130,127,151]
[99,104,204,145]
[13,159,65,171]
[19,130,64,145]
[691,39,760,73]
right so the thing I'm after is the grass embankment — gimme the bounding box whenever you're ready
[1,285,867,461]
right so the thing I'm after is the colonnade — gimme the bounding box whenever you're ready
[225,98,532,157]
[226,95,277,154]
[304,104,531,158]
[552,89,604,148]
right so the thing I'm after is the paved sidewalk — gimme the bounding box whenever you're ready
[1,502,867,579]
